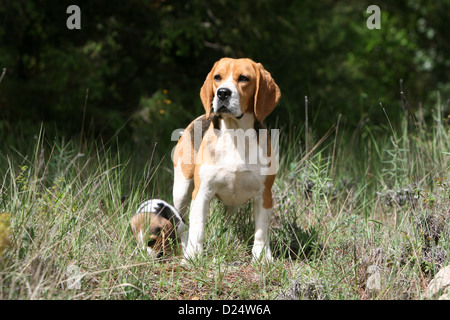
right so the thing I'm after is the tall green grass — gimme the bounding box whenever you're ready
[0,95,448,299]
[273,94,448,299]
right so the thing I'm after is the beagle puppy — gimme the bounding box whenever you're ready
[130,199,186,258]
[173,58,281,262]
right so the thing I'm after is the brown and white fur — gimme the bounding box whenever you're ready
[172,58,281,263]
[130,199,186,258]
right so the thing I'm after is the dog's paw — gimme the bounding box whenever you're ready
[252,245,273,264]
[183,242,203,261]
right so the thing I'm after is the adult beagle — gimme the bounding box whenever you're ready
[130,199,186,258]
[172,58,281,262]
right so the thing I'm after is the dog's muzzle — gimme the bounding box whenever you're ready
[216,88,233,114]
[218,106,231,114]
[213,87,243,119]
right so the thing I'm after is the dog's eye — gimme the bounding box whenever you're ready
[238,75,249,82]
[148,239,157,247]
[214,74,222,81]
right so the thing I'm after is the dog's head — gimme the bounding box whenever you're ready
[200,58,281,122]
[130,199,185,258]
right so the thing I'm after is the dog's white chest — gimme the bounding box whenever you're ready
[200,164,264,206]
[200,131,265,206]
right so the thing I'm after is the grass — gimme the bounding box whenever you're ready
[0,96,448,300]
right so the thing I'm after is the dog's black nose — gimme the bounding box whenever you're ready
[217,88,232,101]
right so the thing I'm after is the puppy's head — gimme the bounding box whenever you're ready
[130,199,185,258]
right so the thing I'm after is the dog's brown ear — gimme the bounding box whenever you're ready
[200,61,219,120]
[130,212,151,246]
[161,219,176,255]
[253,62,281,122]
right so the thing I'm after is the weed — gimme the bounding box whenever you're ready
[0,92,448,300]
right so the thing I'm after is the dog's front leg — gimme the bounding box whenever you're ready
[252,197,273,263]
[183,192,211,260]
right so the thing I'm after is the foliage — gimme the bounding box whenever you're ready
[0,0,449,140]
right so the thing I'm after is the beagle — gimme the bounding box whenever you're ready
[130,199,186,258]
[172,58,281,262]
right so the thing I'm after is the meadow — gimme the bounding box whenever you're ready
[0,96,448,300]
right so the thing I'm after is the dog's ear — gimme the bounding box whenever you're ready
[252,62,281,122]
[161,219,177,255]
[130,212,151,246]
[200,61,219,120]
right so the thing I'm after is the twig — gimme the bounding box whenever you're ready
[0,68,6,85]
[399,79,405,111]
[331,114,342,178]
[80,88,89,149]
[295,124,335,173]
[305,95,309,154]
